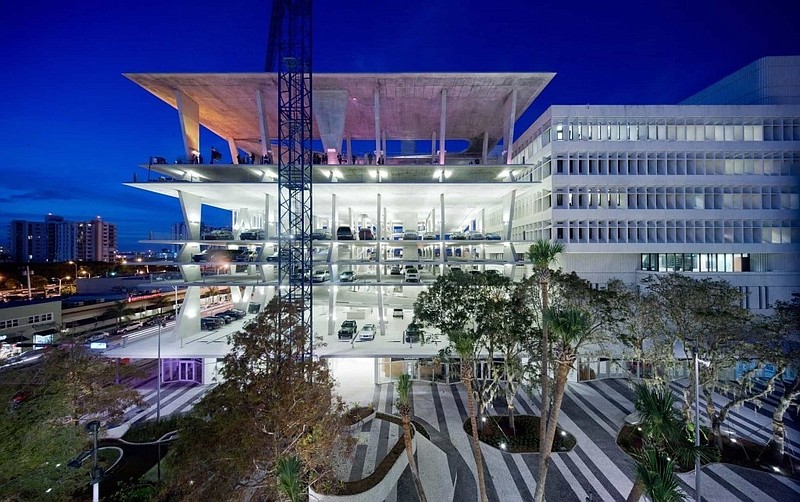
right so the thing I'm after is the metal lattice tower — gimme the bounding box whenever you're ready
[270,0,313,356]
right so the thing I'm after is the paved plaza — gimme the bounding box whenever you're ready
[347,378,800,502]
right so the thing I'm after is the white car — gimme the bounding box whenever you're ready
[404,267,420,283]
[358,323,376,341]
[312,269,330,283]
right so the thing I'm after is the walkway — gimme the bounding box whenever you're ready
[362,378,800,502]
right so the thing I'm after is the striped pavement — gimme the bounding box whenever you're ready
[354,378,800,502]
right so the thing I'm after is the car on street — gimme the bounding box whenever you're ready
[339,270,356,282]
[312,269,331,283]
[358,323,376,341]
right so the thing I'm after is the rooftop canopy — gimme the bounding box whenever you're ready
[125,72,555,155]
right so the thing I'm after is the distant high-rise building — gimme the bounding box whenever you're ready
[76,217,117,262]
[8,215,116,263]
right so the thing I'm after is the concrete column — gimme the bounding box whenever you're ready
[374,87,381,165]
[482,131,489,165]
[381,131,387,164]
[438,89,447,165]
[331,194,338,235]
[176,91,200,161]
[264,194,273,238]
[256,89,273,160]
[506,189,517,240]
[505,89,518,165]
[348,207,354,233]
[172,286,201,342]
[431,131,436,164]
[346,134,353,164]
[376,193,382,281]
[328,285,337,337]
[377,285,386,336]
[440,193,446,273]
[227,139,239,164]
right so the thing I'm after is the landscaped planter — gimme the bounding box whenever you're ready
[346,407,376,433]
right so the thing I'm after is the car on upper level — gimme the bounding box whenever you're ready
[358,323,376,341]
[404,322,424,343]
[485,232,502,240]
[311,269,330,283]
[236,250,260,262]
[467,231,485,240]
[203,230,234,240]
[338,320,358,340]
[404,267,420,283]
[358,228,375,240]
[449,231,466,240]
[390,265,402,275]
[311,229,332,240]
[239,229,265,240]
[339,270,356,282]
[337,226,355,240]
[422,232,438,240]
[402,231,419,241]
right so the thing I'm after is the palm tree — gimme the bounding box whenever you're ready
[452,330,488,502]
[626,384,713,502]
[276,455,304,502]
[527,239,563,502]
[109,300,131,331]
[396,374,427,502]
[535,307,589,501]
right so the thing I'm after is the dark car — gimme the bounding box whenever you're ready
[337,226,354,240]
[201,317,224,330]
[311,229,332,240]
[358,228,375,240]
[338,320,358,340]
[404,323,424,343]
[221,309,246,319]
[240,229,266,240]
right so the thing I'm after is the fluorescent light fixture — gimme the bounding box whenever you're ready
[497,169,509,179]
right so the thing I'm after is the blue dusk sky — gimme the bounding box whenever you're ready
[1,0,798,250]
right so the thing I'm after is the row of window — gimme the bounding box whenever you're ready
[550,219,798,244]
[551,186,800,211]
[551,122,799,142]
[640,253,750,273]
[0,312,54,331]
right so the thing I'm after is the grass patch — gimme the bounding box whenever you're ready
[617,425,799,479]
[464,415,576,453]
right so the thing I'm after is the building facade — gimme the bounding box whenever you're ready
[75,217,118,263]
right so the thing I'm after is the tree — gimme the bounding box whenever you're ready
[526,239,563,502]
[163,299,349,501]
[415,274,489,502]
[625,384,715,502]
[0,345,144,500]
[109,300,133,331]
[537,307,591,499]
[396,374,427,502]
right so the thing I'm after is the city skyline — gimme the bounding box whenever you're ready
[2,0,799,250]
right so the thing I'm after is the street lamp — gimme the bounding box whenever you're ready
[68,261,78,278]
[68,420,104,502]
[691,341,711,502]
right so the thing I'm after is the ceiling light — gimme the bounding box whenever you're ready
[497,169,509,179]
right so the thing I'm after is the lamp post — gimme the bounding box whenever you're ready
[692,341,711,502]
[86,420,103,502]
[68,261,78,279]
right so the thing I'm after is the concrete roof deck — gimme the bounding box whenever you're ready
[125,72,555,154]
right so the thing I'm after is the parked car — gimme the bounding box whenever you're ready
[404,323,423,343]
[239,229,265,240]
[338,320,358,340]
[358,323,376,341]
[201,317,224,330]
[392,308,404,318]
[358,228,375,240]
[339,270,356,282]
[449,231,466,240]
[390,265,402,275]
[203,230,234,240]
[422,232,438,240]
[221,309,246,319]
[404,267,420,283]
[312,269,330,283]
[311,229,332,240]
[468,231,485,240]
[337,226,354,240]
[213,314,233,324]
[87,331,110,342]
[402,231,419,241]
[121,321,145,333]
[485,232,502,240]
[236,250,259,262]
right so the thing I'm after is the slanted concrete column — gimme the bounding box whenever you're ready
[438,89,447,165]
[346,134,353,164]
[176,91,200,161]
[227,139,239,164]
[482,131,489,165]
[373,87,381,165]
[504,89,518,165]
[179,191,202,240]
[172,286,201,342]
[314,90,348,161]
[256,89,273,160]
[506,189,516,240]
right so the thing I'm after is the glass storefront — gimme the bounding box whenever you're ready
[161,358,203,384]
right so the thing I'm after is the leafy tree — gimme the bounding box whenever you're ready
[396,374,427,502]
[0,346,144,500]
[526,240,563,502]
[644,274,754,448]
[763,293,800,463]
[163,299,349,501]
